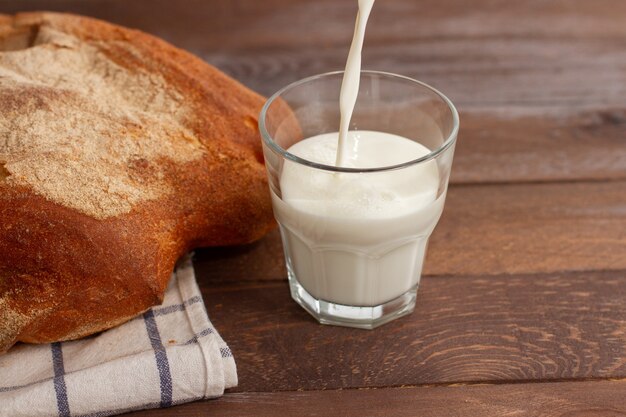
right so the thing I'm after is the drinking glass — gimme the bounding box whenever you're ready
[260,71,459,329]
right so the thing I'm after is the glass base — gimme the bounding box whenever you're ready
[288,269,418,330]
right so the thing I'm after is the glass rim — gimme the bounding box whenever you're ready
[259,70,460,173]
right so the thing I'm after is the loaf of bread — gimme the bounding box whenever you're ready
[0,12,274,353]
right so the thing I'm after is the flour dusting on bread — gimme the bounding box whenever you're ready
[0,19,204,219]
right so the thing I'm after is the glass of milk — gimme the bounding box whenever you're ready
[260,71,459,329]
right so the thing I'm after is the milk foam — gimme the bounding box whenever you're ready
[282,131,439,219]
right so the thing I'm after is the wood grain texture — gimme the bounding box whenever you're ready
[427,181,626,276]
[124,380,626,417]
[195,180,626,281]
[452,112,626,184]
[204,38,626,113]
[6,1,626,48]
[200,271,626,392]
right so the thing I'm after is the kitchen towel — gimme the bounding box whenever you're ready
[0,256,237,417]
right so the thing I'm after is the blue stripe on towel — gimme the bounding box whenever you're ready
[152,295,202,316]
[130,295,204,324]
[143,310,173,408]
[219,347,233,358]
[0,381,39,392]
[51,342,71,417]
[182,328,214,345]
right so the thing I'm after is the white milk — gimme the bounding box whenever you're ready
[273,131,444,306]
[336,0,375,167]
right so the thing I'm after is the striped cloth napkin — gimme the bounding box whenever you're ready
[0,256,237,417]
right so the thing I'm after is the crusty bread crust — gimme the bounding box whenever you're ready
[0,12,274,352]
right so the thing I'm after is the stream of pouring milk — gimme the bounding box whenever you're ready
[274,0,444,307]
[335,0,375,167]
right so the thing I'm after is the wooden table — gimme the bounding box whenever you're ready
[3,1,625,415]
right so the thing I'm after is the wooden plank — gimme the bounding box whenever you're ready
[451,113,626,184]
[124,380,626,417]
[194,234,286,283]
[202,39,626,113]
[427,181,626,276]
[5,0,626,49]
[198,270,626,392]
[194,180,626,281]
